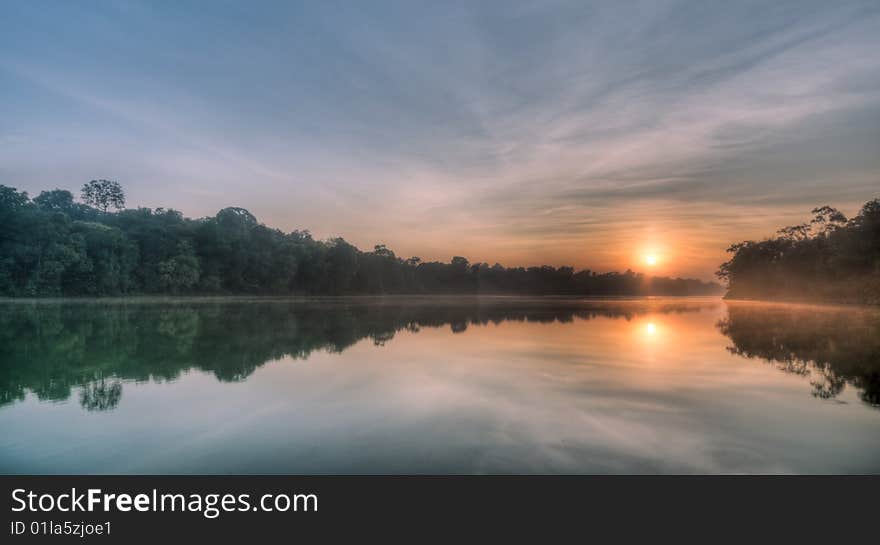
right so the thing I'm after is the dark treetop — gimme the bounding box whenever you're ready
[717,197,880,305]
[0,183,721,297]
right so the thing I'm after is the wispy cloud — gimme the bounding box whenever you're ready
[1,0,878,278]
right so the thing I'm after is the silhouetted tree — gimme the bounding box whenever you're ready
[81,179,125,212]
[718,197,880,304]
[34,189,76,213]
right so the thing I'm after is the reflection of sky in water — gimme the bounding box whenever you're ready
[1,298,879,474]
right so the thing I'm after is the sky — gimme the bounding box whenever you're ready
[2,1,879,280]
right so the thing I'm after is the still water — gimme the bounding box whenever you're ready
[1,296,878,474]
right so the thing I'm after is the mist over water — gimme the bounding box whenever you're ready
[1,296,878,474]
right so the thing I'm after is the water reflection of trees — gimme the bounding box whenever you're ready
[718,304,880,406]
[80,379,123,411]
[0,298,711,411]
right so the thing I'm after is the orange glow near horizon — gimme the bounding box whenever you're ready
[633,241,668,274]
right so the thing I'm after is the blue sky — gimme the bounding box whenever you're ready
[2,0,879,278]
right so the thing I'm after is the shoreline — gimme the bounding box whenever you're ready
[723,294,879,309]
[4,293,875,310]
[0,293,725,304]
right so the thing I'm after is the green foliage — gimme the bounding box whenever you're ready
[0,183,723,297]
[157,241,200,293]
[718,198,880,304]
[34,189,75,213]
[81,179,125,212]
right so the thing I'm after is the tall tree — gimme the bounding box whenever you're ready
[81,179,125,212]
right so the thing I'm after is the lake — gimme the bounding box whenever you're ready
[1,296,878,474]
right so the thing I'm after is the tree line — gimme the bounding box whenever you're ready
[0,181,721,297]
[717,197,880,304]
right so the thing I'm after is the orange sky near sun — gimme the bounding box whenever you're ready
[306,204,814,282]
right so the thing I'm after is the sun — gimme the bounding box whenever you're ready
[644,254,658,266]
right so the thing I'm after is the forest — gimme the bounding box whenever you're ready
[0,181,721,297]
[717,197,880,304]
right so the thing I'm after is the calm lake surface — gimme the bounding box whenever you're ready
[1,296,879,474]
